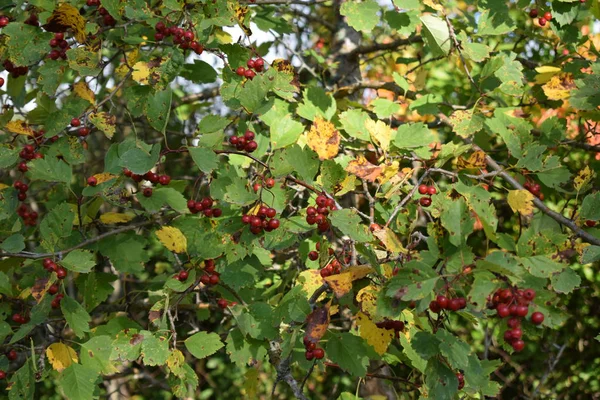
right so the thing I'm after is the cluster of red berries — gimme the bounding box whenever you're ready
[418,184,436,207]
[123,168,172,186]
[17,204,38,226]
[529,9,552,27]
[306,195,336,233]
[235,58,265,80]
[217,298,236,309]
[48,32,70,61]
[199,259,220,285]
[489,287,544,352]
[229,130,258,153]
[3,60,28,79]
[11,312,29,324]
[186,197,222,217]
[51,293,64,309]
[253,176,275,192]
[241,205,280,235]
[95,7,116,26]
[457,372,465,390]
[43,258,68,279]
[303,336,325,361]
[154,22,203,54]
[429,294,467,313]
[13,180,30,202]
[523,180,544,200]
[17,142,43,172]
[70,118,91,137]
[319,258,342,278]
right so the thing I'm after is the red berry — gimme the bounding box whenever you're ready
[18,192,27,201]
[585,220,596,227]
[247,59,256,69]
[436,295,449,309]
[266,208,277,218]
[497,304,510,318]
[87,176,97,186]
[523,289,536,301]
[212,208,222,217]
[531,311,544,325]
[0,370,5,380]
[218,298,228,309]
[317,221,329,232]
[71,118,81,127]
[143,188,153,197]
[516,305,529,317]
[448,298,461,311]
[254,58,264,71]
[306,206,317,216]
[158,175,171,185]
[429,300,441,313]
[244,130,255,140]
[242,214,251,224]
[184,31,194,41]
[12,313,23,323]
[418,184,428,195]
[236,66,246,76]
[253,183,262,193]
[543,11,552,21]
[209,274,220,285]
[43,258,54,269]
[369,223,381,232]
[510,328,523,340]
[316,195,327,207]
[78,127,90,137]
[538,17,547,26]
[320,268,331,278]
[529,9,538,18]
[427,186,437,195]
[313,348,325,359]
[244,69,256,79]
[0,16,9,28]
[7,349,17,361]
[0,77,3,87]
[308,251,319,261]
[265,178,275,188]
[245,140,258,153]
[268,219,280,230]
[200,274,210,285]
[512,339,525,352]
[305,350,314,360]
[48,284,59,295]
[419,197,432,207]
[306,215,317,225]
[178,270,189,281]
[507,317,521,329]
[56,267,67,279]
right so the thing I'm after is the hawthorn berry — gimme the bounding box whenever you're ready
[78,127,90,137]
[209,274,220,285]
[236,66,246,76]
[305,351,314,360]
[245,140,258,152]
[247,59,256,69]
[0,15,9,27]
[71,118,81,127]
[178,270,189,281]
[218,298,228,309]
[427,186,437,195]
[253,183,262,193]
[254,58,264,71]
[87,176,98,186]
[265,178,275,189]
[158,175,171,185]
[0,77,5,87]
[436,295,449,309]
[529,9,538,18]
[538,17,547,26]
[48,284,59,295]
[585,220,596,227]
[531,311,544,325]
[420,197,432,207]
[429,300,442,313]
[313,348,325,359]
[418,184,428,194]
[56,266,67,279]
[543,11,552,21]
[308,251,319,261]
[244,69,256,79]
[0,370,5,380]
[512,339,525,352]
[7,349,17,361]
[143,187,153,197]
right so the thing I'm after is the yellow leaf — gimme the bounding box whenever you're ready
[46,343,78,372]
[92,172,117,185]
[233,5,252,36]
[355,312,394,355]
[356,284,380,316]
[89,112,116,139]
[365,119,394,152]
[73,81,95,104]
[305,304,330,343]
[5,120,35,136]
[167,349,186,378]
[372,227,407,253]
[297,269,326,301]
[116,49,140,78]
[422,0,443,11]
[383,168,413,200]
[0,183,9,191]
[457,150,486,169]
[214,28,233,44]
[132,61,151,84]
[507,190,535,216]
[378,160,399,185]
[323,265,373,298]
[46,3,87,43]
[534,66,561,84]
[307,117,340,160]
[542,73,575,101]
[155,226,187,253]
[99,212,135,224]
[574,166,594,192]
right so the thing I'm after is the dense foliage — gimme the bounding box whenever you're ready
[1,0,600,399]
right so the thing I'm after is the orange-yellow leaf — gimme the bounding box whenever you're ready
[534,66,561,84]
[155,226,187,253]
[542,73,575,101]
[99,212,135,224]
[46,343,78,372]
[73,81,95,104]
[307,117,340,160]
[298,269,326,301]
[365,119,394,152]
[46,3,87,43]
[355,311,394,355]
[457,151,486,169]
[304,304,330,344]
[92,172,117,185]
[234,5,252,36]
[346,156,382,182]
[356,284,380,316]
[574,166,594,192]
[5,120,35,136]
[372,227,407,253]
[324,265,374,298]
[507,190,535,216]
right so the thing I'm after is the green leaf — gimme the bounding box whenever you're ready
[0,145,18,169]
[0,234,25,253]
[297,86,337,121]
[10,297,52,344]
[477,4,515,36]
[198,115,231,134]
[270,114,304,149]
[145,88,172,134]
[81,336,116,374]
[141,330,170,366]
[552,2,579,27]
[435,196,474,247]
[59,363,99,400]
[137,187,188,213]
[111,329,143,361]
[27,156,72,184]
[582,245,600,264]
[79,272,117,311]
[340,0,380,32]
[8,361,35,400]
[220,259,260,291]
[329,209,373,242]
[223,177,257,206]
[236,302,278,340]
[38,62,66,96]
[4,23,52,66]
[60,250,96,273]
[469,271,500,310]
[550,267,581,294]
[189,146,219,173]
[181,60,217,83]
[570,64,600,110]
[394,122,435,149]
[99,233,150,275]
[436,329,470,369]
[519,255,566,278]
[67,47,102,76]
[385,10,419,36]
[386,261,439,300]
[581,192,600,220]
[425,358,459,400]
[326,332,372,376]
[420,15,451,56]
[411,331,441,360]
[339,109,370,141]
[40,203,75,248]
[61,296,91,338]
[372,98,400,119]
[225,328,268,368]
[270,145,319,183]
[119,143,161,175]
[185,331,224,359]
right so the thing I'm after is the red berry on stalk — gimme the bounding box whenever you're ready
[529,9,538,18]
[523,289,536,301]
[78,127,90,137]
[218,298,228,309]
[209,274,220,285]
[143,188,153,197]
[497,304,510,318]
[512,339,525,352]
[212,208,222,217]
[71,118,81,127]
[305,351,314,360]
[48,284,59,295]
[235,66,246,76]
[429,300,442,313]
[245,140,258,153]
[18,192,27,201]
[254,58,264,71]
[307,206,317,216]
[316,195,328,207]
[419,197,432,207]
[178,270,189,281]
[585,220,596,227]
[253,183,261,193]
[510,328,523,340]
[200,274,210,285]
[306,215,317,225]
[531,311,544,325]
[12,313,23,323]
[244,130,255,140]
[268,219,280,230]
[87,176,97,186]
[244,69,256,79]
[242,214,251,224]
[516,305,529,317]
[418,184,428,194]
[56,266,67,279]
[448,298,461,311]
[266,208,277,218]
[247,59,256,69]
[158,175,171,185]
[229,135,239,145]
[538,17,547,26]
[317,221,329,232]
[43,258,54,269]
[313,348,325,359]
[7,349,17,361]
[0,370,5,380]
[427,186,437,195]
[436,295,449,309]
[265,178,275,188]
[543,11,552,21]
[320,268,331,278]
[308,251,319,261]
[306,341,316,351]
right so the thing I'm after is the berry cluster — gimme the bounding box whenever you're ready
[13,180,30,202]
[97,7,116,26]
[303,336,325,361]
[11,313,29,324]
[51,293,64,309]
[319,258,342,278]
[154,22,203,54]
[17,204,38,226]
[199,259,220,285]
[124,169,172,186]
[48,32,70,61]
[253,176,275,192]
[235,58,265,80]
[306,194,335,233]
[43,258,68,279]
[217,298,236,309]
[429,294,467,313]
[529,9,552,27]
[3,59,28,79]
[489,287,545,352]
[523,180,544,200]
[418,184,436,207]
[241,205,280,235]
[70,118,91,137]
[186,197,222,217]
[229,130,258,153]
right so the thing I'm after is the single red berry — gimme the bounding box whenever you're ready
[538,17,547,26]
[178,270,189,281]
[253,183,262,193]
[251,216,262,227]
[523,289,536,301]
[200,274,211,285]
[18,184,28,193]
[0,77,3,87]
[236,66,246,76]
[419,197,432,207]
[320,268,331,278]
[369,223,381,232]
[543,11,552,21]
[427,186,437,195]
[265,178,275,188]
[43,258,54,269]
[0,370,6,380]
[316,195,327,207]
[56,266,67,279]
[87,176,97,186]
[242,214,251,224]
[218,298,228,309]
[203,208,213,217]
[306,215,317,225]
[12,313,23,323]
[448,298,461,311]
[307,206,317,216]
[585,220,596,227]
[510,328,523,340]
[308,251,319,261]
[244,130,255,140]
[436,295,449,309]
[313,348,325,359]
[78,127,90,137]
[70,118,81,127]
[247,59,256,69]
[317,221,329,232]
[429,300,441,313]
[531,311,544,325]
[209,274,220,285]
[48,284,59,295]
[512,339,525,352]
[0,16,9,27]
[212,208,222,217]
[155,21,166,31]
[254,58,264,71]
[529,9,538,18]
[7,349,17,361]
[305,350,314,360]
[266,208,277,218]
[497,304,510,318]
[418,184,428,194]
[183,31,194,41]
[18,192,27,201]
[244,69,256,79]
[245,140,258,153]
[158,175,171,185]
[268,219,280,230]
[143,188,153,197]
[229,135,239,145]
[516,305,529,317]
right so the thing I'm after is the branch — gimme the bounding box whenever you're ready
[349,36,423,57]
[333,81,416,99]
[531,343,567,399]
[561,140,600,153]
[176,87,220,106]
[386,170,430,228]
[473,144,600,246]
[0,219,156,260]
[242,0,329,4]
